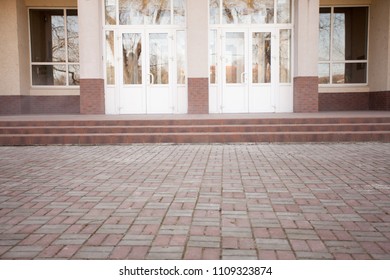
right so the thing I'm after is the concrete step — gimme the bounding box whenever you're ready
[0,115,389,145]
[1,123,390,134]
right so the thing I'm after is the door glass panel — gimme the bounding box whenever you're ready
[145,0,171,25]
[174,0,186,25]
[252,32,271,83]
[105,0,116,25]
[209,0,220,24]
[222,0,274,24]
[277,0,291,23]
[225,32,245,84]
[122,33,142,85]
[210,30,217,84]
[279,29,291,83]
[106,31,115,85]
[176,31,186,84]
[149,33,169,84]
[119,0,144,25]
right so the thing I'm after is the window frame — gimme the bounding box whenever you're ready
[318,5,370,87]
[28,7,80,88]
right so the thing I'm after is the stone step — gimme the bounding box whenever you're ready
[1,131,389,145]
[0,123,389,134]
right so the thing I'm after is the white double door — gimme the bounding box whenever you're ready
[118,29,181,114]
[212,28,283,113]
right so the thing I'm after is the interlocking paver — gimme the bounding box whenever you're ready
[0,143,389,259]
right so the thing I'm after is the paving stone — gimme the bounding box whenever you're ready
[1,143,389,260]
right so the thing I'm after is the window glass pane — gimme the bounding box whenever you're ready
[279,29,291,83]
[119,0,144,25]
[106,31,116,85]
[225,32,245,84]
[176,31,186,84]
[319,63,330,84]
[333,7,368,61]
[149,33,169,84]
[277,0,291,23]
[319,8,331,61]
[122,33,142,84]
[145,0,171,25]
[30,9,65,63]
[333,63,367,84]
[251,0,275,24]
[210,30,217,84]
[67,10,79,63]
[174,0,186,25]
[105,0,116,25]
[252,32,271,83]
[32,65,66,86]
[68,65,80,85]
[223,0,274,24]
[209,0,220,24]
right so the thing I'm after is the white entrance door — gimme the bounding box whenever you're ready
[212,28,280,113]
[222,30,249,113]
[119,30,175,114]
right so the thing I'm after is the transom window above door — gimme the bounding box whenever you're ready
[209,0,292,25]
[104,0,186,26]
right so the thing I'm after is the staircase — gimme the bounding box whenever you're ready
[0,114,389,145]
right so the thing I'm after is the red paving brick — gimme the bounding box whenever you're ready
[0,143,389,259]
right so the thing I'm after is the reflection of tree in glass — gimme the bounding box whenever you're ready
[149,35,169,84]
[51,12,79,85]
[222,0,274,24]
[123,34,142,84]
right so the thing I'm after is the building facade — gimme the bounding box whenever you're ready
[0,0,389,115]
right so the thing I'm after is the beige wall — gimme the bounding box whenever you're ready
[78,0,103,79]
[369,0,390,91]
[294,0,320,77]
[0,0,20,95]
[187,0,209,78]
[17,0,30,97]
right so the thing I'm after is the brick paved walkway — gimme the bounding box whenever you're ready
[0,143,389,260]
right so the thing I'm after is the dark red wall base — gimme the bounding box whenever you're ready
[0,96,80,115]
[319,91,390,111]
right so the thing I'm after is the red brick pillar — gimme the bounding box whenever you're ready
[78,0,105,114]
[293,77,319,113]
[187,0,209,114]
[188,78,209,114]
[292,0,320,113]
[80,79,105,114]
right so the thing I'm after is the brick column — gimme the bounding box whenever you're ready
[78,0,105,114]
[293,0,319,112]
[187,0,209,114]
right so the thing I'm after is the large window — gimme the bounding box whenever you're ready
[209,0,291,25]
[29,9,79,86]
[104,0,186,26]
[319,7,368,85]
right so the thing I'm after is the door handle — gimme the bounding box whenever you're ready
[241,72,248,84]
[148,73,154,85]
